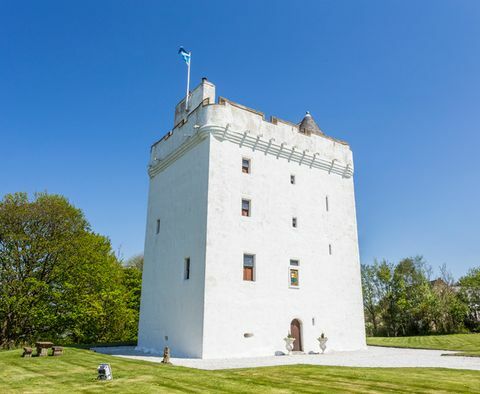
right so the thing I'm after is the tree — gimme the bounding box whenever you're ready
[0,192,134,348]
[458,267,480,331]
[361,256,469,337]
[122,254,143,340]
[125,254,143,271]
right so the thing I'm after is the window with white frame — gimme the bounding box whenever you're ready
[243,254,255,281]
[242,199,251,217]
[289,260,299,287]
[242,158,251,174]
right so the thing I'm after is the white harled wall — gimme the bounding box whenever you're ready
[137,137,210,358]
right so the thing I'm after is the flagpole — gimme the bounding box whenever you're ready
[185,52,191,111]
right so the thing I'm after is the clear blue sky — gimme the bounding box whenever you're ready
[1,1,479,278]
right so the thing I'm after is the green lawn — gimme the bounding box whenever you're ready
[367,333,480,356]
[1,347,480,393]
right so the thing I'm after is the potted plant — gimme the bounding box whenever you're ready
[283,332,296,355]
[317,333,328,354]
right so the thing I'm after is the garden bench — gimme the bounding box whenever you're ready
[51,346,64,356]
[22,347,33,357]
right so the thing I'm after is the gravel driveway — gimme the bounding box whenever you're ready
[92,346,480,371]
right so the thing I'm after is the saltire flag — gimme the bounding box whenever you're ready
[178,47,191,65]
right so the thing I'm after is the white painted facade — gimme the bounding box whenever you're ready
[137,79,366,359]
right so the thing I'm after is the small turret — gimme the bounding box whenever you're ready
[298,111,322,135]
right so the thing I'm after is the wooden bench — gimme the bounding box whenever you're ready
[51,346,64,356]
[22,347,33,358]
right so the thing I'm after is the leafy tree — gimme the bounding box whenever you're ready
[0,192,134,348]
[122,254,143,340]
[458,267,480,332]
[361,256,469,337]
[125,254,143,271]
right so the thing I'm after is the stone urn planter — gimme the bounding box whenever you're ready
[284,336,295,355]
[317,334,328,354]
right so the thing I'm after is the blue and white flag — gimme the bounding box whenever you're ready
[178,47,191,65]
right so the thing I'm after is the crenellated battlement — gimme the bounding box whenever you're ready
[150,80,353,178]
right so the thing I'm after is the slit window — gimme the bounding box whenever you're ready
[184,257,190,280]
[242,158,251,174]
[290,175,296,184]
[243,254,255,281]
[329,244,332,255]
[242,199,251,217]
[326,196,329,212]
[156,219,161,234]
[292,217,297,228]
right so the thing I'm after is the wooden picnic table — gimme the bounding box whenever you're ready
[35,341,53,357]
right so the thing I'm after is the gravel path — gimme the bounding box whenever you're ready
[92,346,480,371]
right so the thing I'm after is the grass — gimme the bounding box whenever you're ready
[1,347,480,393]
[367,333,480,356]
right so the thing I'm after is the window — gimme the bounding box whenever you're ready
[329,244,332,255]
[326,196,329,212]
[290,268,299,287]
[184,257,190,280]
[290,174,296,184]
[243,254,255,281]
[292,217,297,228]
[156,219,161,234]
[242,199,251,217]
[289,260,300,287]
[242,158,251,174]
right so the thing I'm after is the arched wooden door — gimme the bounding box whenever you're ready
[290,319,302,351]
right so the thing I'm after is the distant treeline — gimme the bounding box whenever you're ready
[0,193,142,349]
[362,257,480,337]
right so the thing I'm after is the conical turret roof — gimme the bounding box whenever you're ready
[299,112,322,135]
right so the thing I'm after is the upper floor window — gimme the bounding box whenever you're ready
[242,199,251,217]
[290,174,296,184]
[243,254,255,281]
[184,257,191,280]
[292,217,297,228]
[326,196,329,212]
[156,219,161,234]
[329,244,332,255]
[242,158,251,174]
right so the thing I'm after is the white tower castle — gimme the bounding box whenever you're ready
[138,79,366,359]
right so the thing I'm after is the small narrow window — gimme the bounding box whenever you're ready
[290,259,299,266]
[156,219,161,234]
[184,257,190,280]
[242,199,251,217]
[243,254,255,281]
[290,174,296,184]
[290,268,299,287]
[292,217,297,228]
[242,158,251,174]
[326,196,329,212]
[329,244,332,255]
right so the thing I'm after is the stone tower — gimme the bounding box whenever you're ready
[137,79,366,358]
